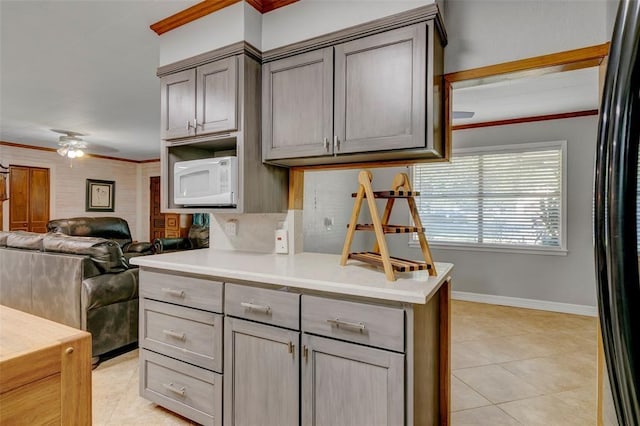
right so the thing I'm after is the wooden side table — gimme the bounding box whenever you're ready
[0,305,92,424]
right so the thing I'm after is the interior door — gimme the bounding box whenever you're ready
[9,166,49,232]
[149,176,165,239]
[9,166,29,231]
[224,317,299,426]
[28,167,49,233]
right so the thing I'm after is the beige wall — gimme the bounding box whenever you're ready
[0,144,160,241]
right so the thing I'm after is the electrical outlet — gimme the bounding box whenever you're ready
[275,229,288,254]
[224,220,238,236]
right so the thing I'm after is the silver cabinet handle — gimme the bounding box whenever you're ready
[163,383,186,396]
[241,302,271,314]
[323,137,330,152]
[193,117,201,129]
[333,135,340,152]
[161,288,185,298]
[186,120,192,131]
[163,329,186,341]
[327,318,366,332]
[288,341,295,354]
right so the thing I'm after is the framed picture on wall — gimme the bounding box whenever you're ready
[86,179,115,212]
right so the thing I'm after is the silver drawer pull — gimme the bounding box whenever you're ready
[162,288,185,298]
[327,318,366,332]
[241,302,271,314]
[163,382,186,396]
[163,329,186,341]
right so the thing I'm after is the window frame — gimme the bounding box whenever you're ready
[409,140,568,256]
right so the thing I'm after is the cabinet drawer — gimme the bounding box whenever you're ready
[302,295,405,352]
[166,216,178,228]
[141,299,223,372]
[140,349,222,426]
[140,270,223,312]
[225,283,300,330]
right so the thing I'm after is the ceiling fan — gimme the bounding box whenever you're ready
[452,111,475,119]
[51,129,87,159]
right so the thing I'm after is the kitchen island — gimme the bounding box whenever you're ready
[132,249,452,425]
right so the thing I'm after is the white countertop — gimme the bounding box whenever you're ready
[131,249,453,304]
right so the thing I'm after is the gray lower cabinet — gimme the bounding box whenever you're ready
[139,270,224,426]
[302,333,405,426]
[224,317,300,426]
[139,272,421,425]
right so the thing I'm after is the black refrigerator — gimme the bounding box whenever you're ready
[595,0,640,424]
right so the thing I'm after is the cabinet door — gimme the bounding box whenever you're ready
[334,24,426,154]
[224,317,299,426]
[302,334,404,426]
[161,69,196,140]
[196,57,238,135]
[263,48,333,160]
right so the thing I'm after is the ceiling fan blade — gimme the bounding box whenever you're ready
[50,128,87,137]
[453,111,475,119]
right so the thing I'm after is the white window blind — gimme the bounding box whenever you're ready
[413,143,565,251]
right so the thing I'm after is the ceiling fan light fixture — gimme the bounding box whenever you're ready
[74,149,84,158]
[57,146,69,157]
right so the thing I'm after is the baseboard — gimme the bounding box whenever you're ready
[451,291,597,317]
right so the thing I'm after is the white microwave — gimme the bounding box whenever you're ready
[174,157,238,206]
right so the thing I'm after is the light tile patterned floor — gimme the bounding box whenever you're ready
[92,300,597,425]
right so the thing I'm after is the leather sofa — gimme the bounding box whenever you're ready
[152,224,209,254]
[0,230,139,358]
[47,217,153,260]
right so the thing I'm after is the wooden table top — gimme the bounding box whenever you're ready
[0,305,90,361]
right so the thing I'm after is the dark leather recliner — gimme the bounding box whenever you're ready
[47,217,153,260]
[152,224,209,254]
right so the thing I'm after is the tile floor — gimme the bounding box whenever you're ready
[92,300,598,425]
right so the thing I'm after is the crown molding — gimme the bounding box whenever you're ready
[0,141,159,164]
[150,0,300,36]
[452,109,599,131]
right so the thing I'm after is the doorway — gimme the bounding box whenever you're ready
[149,176,165,239]
[9,165,50,233]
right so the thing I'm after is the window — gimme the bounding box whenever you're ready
[412,141,566,254]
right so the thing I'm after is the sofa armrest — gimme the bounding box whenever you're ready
[152,238,191,254]
[123,241,152,254]
[82,269,138,311]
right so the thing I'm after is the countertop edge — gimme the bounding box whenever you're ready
[131,253,453,305]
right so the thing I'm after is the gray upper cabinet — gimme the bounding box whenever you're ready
[161,57,238,140]
[263,48,333,160]
[224,317,299,426]
[161,69,196,140]
[302,333,405,426]
[196,57,238,135]
[334,25,426,154]
[261,6,446,167]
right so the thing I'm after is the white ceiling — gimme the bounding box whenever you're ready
[0,0,198,161]
[452,67,600,125]
[0,1,601,161]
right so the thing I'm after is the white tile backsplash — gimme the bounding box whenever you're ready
[209,212,287,253]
